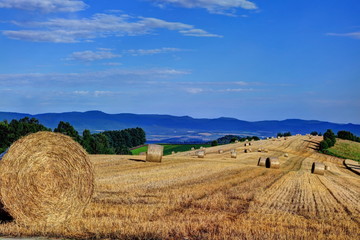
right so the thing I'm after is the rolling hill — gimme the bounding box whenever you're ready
[1,111,359,143]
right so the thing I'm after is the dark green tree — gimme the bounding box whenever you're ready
[211,140,218,146]
[54,121,81,143]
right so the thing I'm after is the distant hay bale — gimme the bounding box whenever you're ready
[258,157,266,166]
[311,162,325,175]
[284,153,289,157]
[284,137,288,140]
[0,131,94,225]
[235,140,239,143]
[244,143,248,147]
[249,142,252,146]
[244,149,249,153]
[191,147,195,151]
[171,151,175,155]
[245,139,249,142]
[230,149,236,153]
[264,149,269,153]
[146,144,164,162]
[200,146,204,150]
[258,148,262,152]
[231,151,237,158]
[218,149,224,154]
[197,150,205,158]
[266,157,280,169]
[325,165,331,171]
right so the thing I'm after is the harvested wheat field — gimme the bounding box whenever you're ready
[0,136,359,239]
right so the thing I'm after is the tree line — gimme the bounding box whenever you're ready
[215,135,260,145]
[0,117,146,155]
[318,129,360,152]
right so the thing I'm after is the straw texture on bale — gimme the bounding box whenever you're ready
[311,162,325,175]
[231,151,237,158]
[284,153,289,157]
[244,149,249,153]
[325,165,331,171]
[258,157,266,166]
[0,131,94,225]
[218,150,224,154]
[265,157,280,169]
[197,150,205,158]
[146,144,164,162]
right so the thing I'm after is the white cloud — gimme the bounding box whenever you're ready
[179,29,223,37]
[327,32,360,39]
[126,47,184,56]
[151,0,257,15]
[0,0,87,12]
[68,49,121,62]
[3,13,221,42]
[102,62,122,66]
[186,88,204,94]
[0,68,191,88]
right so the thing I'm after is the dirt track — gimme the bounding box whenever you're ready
[0,135,359,239]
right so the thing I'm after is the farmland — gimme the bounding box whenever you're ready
[325,139,360,162]
[0,135,359,239]
[131,144,211,156]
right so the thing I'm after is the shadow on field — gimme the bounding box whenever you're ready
[0,203,13,223]
[304,140,319,150]
[128,158,146,162]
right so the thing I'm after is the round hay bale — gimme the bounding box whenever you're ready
[191,147,195,151]
[197,150,205,158]
[284,137,288,140]
[249,142,252,146]
[311,162,325,175]
[264,149,269,153]
[0,131,94,225]
[146,144,164,162]
[218,149,224,154]
[248,148,252,152]
[325,165,331,171]
[244,149,249,153]
[258,148,262,152]
[244,143,248,147]
[230,149,236,153]
[235,140,239,143]
[265,157,280,169]
[258,157,266,166]
[284,153,289,157]
[172,151,175,155]
[231,151,237,159]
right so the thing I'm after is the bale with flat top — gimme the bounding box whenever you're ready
[231,151,237,158]
[0,131,94,226]
[146,144,164,162]
[311,162,325,175]
[197,150,205,158]
[266,157,280,169]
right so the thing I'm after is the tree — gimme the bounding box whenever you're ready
[54,121,81,143]
[323,129,336,148]
[319,140,329,151]
[310,131,318,136]
[211,140,218,146]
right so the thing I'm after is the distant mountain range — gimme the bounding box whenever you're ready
[1,111,359,143]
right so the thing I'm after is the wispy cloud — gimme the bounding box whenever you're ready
[3,13,222,43]
[179,29,223,37]
[68,49,121,62]
[185,87,255,94]
[0,68,191,88]
[150,0,257,16]
[327,32,360,39]
[0,0,87,12]
[126,47,185,56]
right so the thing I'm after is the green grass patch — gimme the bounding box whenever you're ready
[131,144,211,156]
[324,139,360,162]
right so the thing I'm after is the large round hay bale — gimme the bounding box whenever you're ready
[146,144,164,162]
[218,149,224,154]
[0,131,94,225]
[311,162,325,175]
[231,151,237,158]
[197,150,205,158]
[258,157,266,166]
[265,157,280,169]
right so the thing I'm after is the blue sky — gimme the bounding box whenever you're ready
[0,0,359,124]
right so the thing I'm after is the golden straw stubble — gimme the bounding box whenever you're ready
[0,131,94,226]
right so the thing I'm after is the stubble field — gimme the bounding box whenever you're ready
[0,136,359,239]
